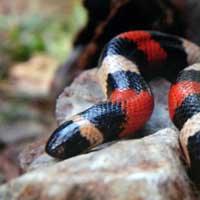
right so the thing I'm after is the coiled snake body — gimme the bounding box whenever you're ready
[46,31,200,175]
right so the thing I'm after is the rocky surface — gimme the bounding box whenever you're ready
[0,128,198,200]
[0,68,197,199]
[56,68,105,124]
[10,54,59,99]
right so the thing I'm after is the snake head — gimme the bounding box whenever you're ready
[45,120,90,159]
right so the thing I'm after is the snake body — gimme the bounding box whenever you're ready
[46,31,200,174]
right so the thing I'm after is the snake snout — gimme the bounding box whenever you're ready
[45,120,90,159]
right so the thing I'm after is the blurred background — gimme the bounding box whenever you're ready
[0,0,86,184]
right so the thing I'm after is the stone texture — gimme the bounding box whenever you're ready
[0,128,197,200]
[12,67,199,199]
[56,68,105,124]
[18,136,53,172]
[9,54,59,98]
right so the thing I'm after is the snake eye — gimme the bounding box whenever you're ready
[47,144,65,159]
[45,120,90,159]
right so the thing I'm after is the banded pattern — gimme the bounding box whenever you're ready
[46,29,200,177]
[169,64,200,176]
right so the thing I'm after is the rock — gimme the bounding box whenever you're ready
[14,68,198,199]
[0,122,47,145]
[0,146,22,184]
[56,68,105,124]
[9,54,59,99]
[0,97,53,145]
[0,128,197,200]
[18,136,56,172]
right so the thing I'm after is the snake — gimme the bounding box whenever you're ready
[45,30,200,175]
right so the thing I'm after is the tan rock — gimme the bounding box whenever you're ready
[13,68,199,200]
[56,68,105,123]
[0,128,197,200]
[9,54,59,98]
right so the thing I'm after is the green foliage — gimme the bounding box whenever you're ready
[0,2,86,63]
